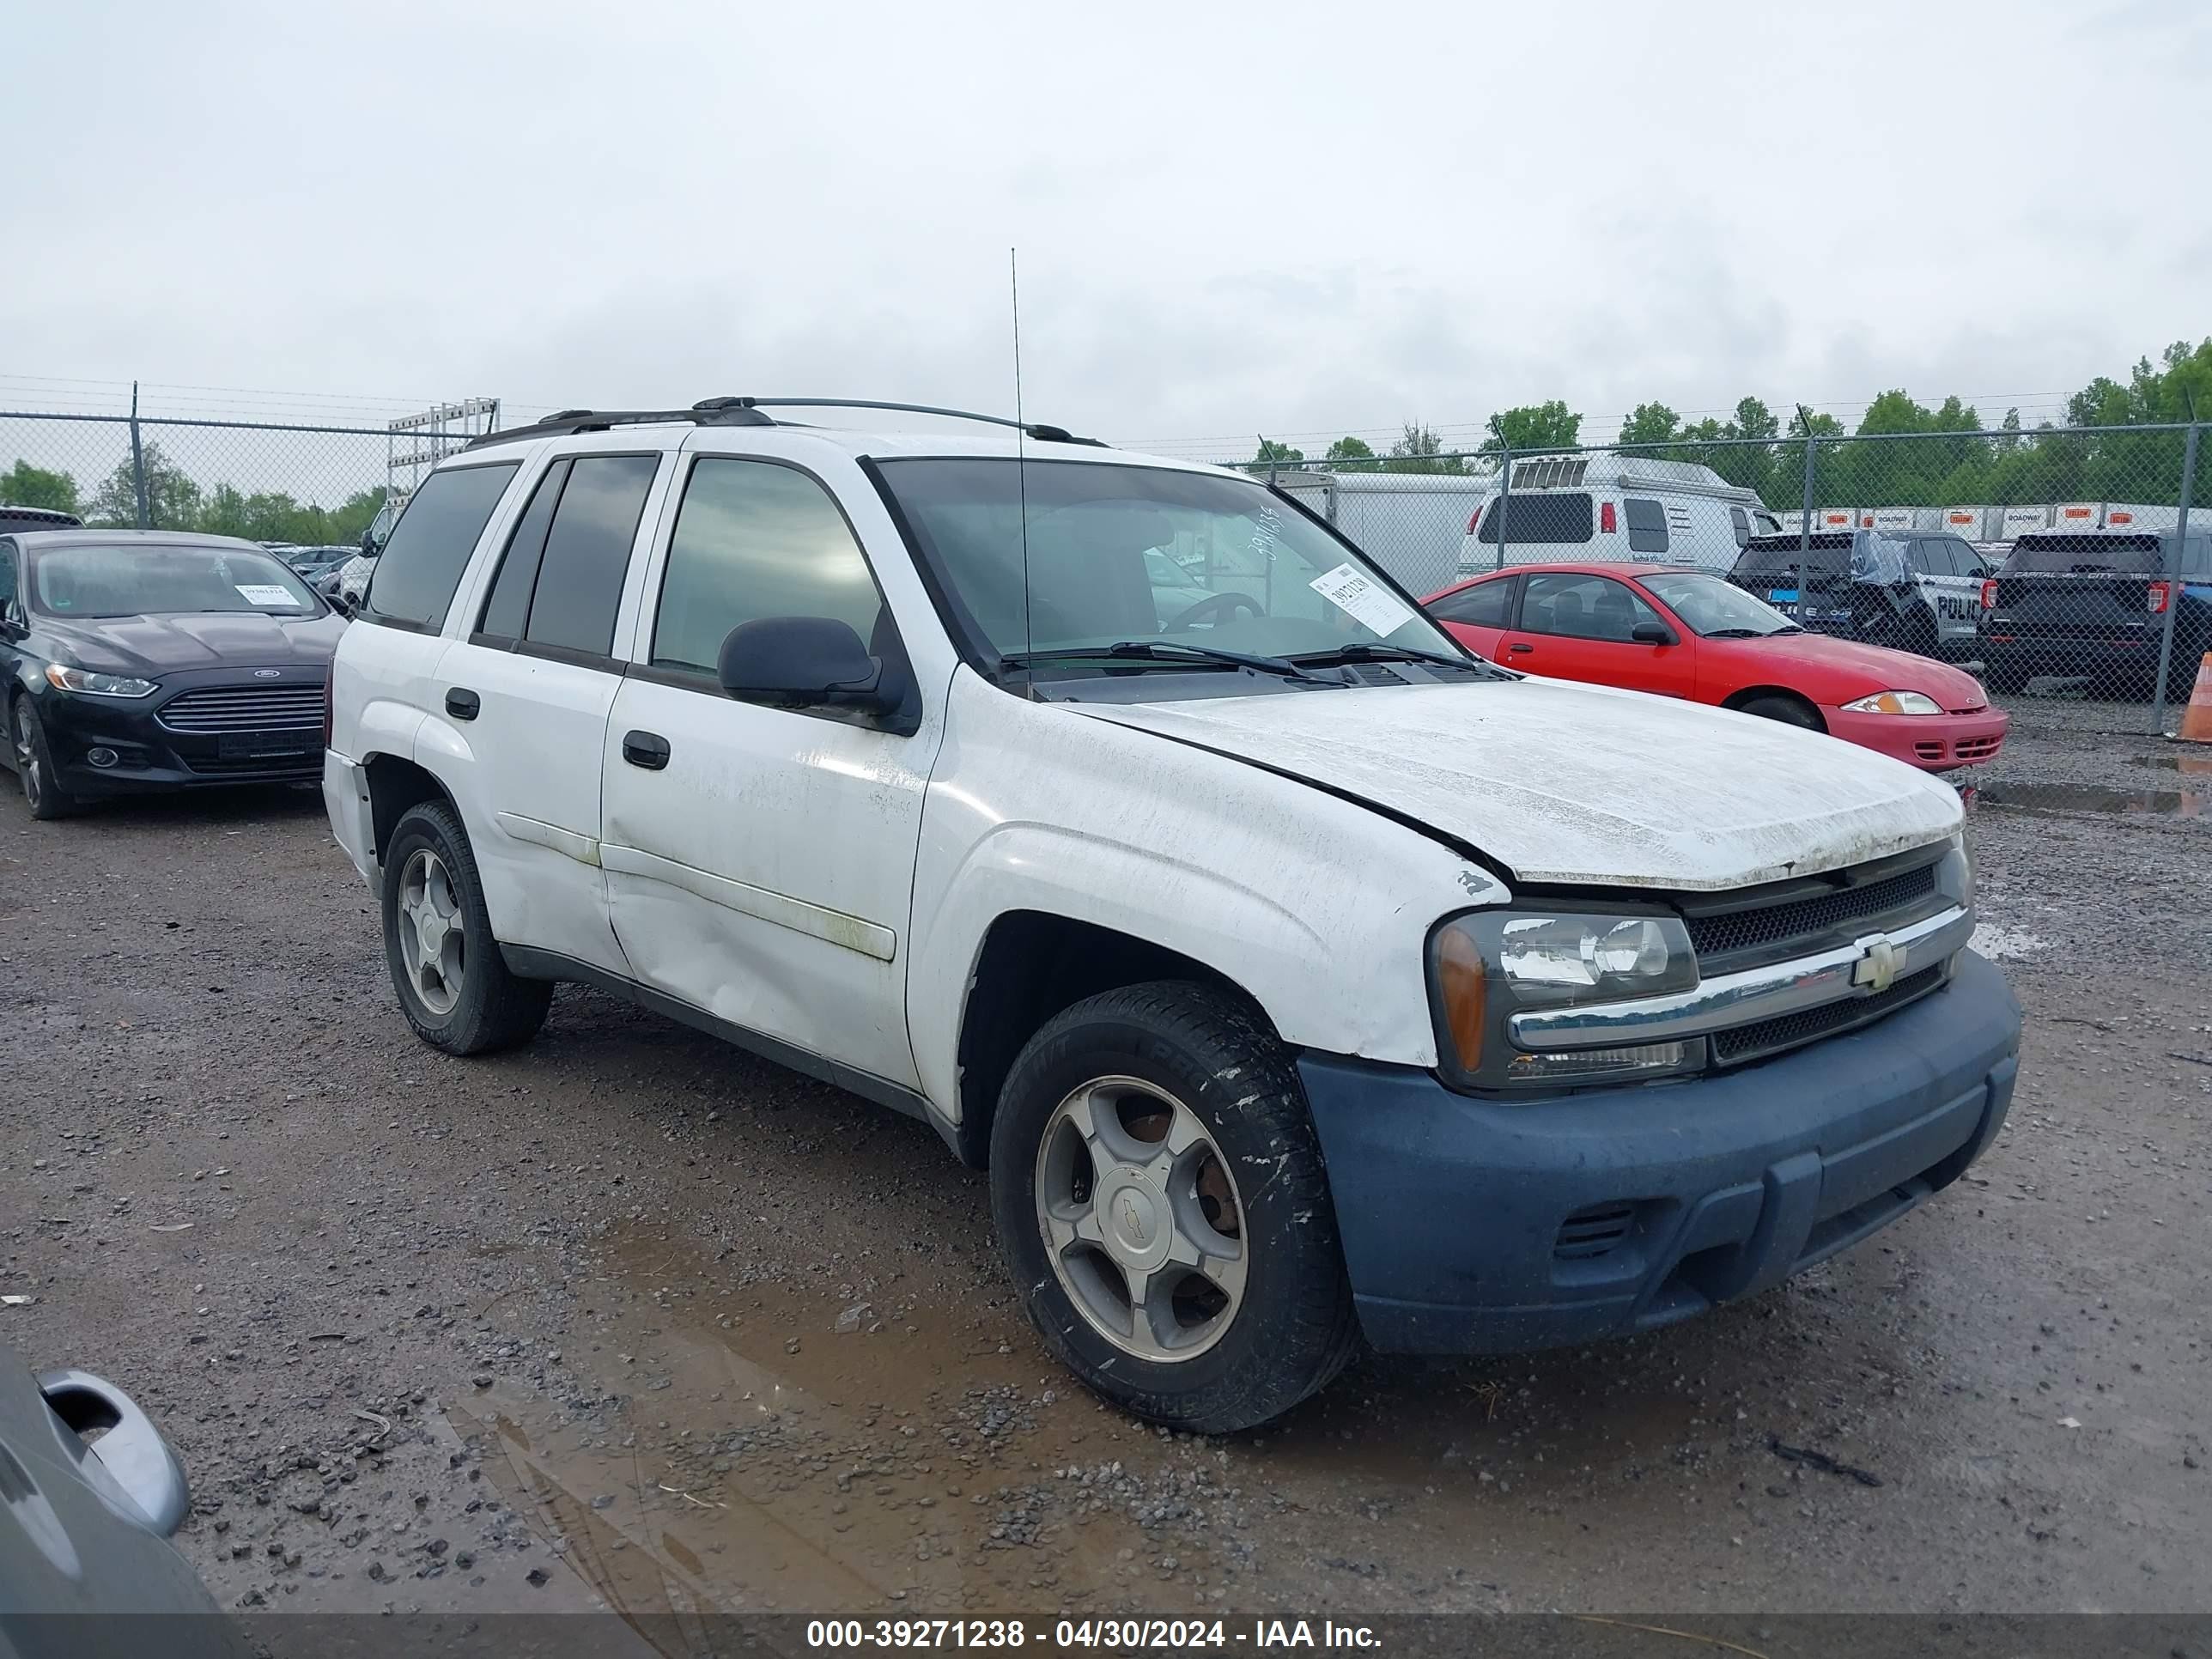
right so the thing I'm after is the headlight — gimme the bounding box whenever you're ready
[1939,831,1974,909]
[1431,909,1701,1091]
[1842,690,1942,715]
[45,663,157,698]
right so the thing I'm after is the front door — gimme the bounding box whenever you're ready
[1496,569,1697,696]
[599,454,941,1091]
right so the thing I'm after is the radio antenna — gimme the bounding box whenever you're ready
[1012,247,1035,690]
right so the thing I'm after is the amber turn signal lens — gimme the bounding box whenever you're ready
[1435,922,1487,1072]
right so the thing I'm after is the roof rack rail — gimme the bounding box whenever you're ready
[714,398,1105,447]
[463,397,1104,452]
[464,402,776,450]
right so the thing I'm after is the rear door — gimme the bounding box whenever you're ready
[1495,569,1695,696]
[1913,537,1984,653]
[439,449,670,975]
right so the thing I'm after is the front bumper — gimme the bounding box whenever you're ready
[36,683,324,797]
[1300,949,2021,1355]
[1820,704,2008,770]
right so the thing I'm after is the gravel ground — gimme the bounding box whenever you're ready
[3,713,2207,1629]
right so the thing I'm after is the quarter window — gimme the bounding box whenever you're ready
[364,463,519,629]
[1623,497,1669,556]
[651,459,888,676]
[1520,572,1662,643]
[520,454,660,657]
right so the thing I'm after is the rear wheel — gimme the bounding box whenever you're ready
[11,698,80,820]
[989,981,1358,1433]
[381,801,550,1054]
[1735,693,1824,732]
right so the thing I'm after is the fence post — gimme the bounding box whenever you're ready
[1796,406,1818,560]
[2150,421,2200,733]
[1493,442,1511,571]
[128,380,150,529]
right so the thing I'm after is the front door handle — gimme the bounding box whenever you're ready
[622,729,671,771]
[445,688,480,720]
[1506,642,1534,654]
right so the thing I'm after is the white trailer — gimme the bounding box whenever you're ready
[1941,506,1996,540]
[2100,502,2182,532]
[2053,501,2102,532]
[1272,468,1496,599]
[1998,504,2051,539]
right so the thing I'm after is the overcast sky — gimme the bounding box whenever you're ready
[8,0,2207,454]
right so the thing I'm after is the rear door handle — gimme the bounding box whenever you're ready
[445,688,479,720]
[623,730,671,770]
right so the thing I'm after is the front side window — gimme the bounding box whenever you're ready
[875,458,1462,669]
[1476,492,1594,546]
[365,463,519,629]
[651,459,886,675]
[1519,572,1661,642]
[29,543,319,619]
[1623,496,1669,556]
[0,539,17,613]
[1729,506,1751,547]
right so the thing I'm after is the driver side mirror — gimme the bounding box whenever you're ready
[1631,621,1679,646]
[718,617,890,714]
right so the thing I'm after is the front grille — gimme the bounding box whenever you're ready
[1681,857,1941,969]
[158,682,325,733]
[1953,733,2002,759]
[183,750,323,777]
[1711,966,1943,1066]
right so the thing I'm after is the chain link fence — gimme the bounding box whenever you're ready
[3,404,2203,732]
[0,402,493,563]
[1240,422,2207,735]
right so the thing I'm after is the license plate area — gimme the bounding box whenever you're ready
[217,732,319,760]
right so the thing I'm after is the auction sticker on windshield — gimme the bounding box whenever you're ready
[1309,562,1415,636]
[235,584,297,605]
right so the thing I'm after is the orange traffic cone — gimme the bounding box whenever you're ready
[2180,653,2212,744]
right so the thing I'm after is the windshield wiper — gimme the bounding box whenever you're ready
[1003,641,1333,684]
[1701,625,1801,639]
[1284,641,1503,677]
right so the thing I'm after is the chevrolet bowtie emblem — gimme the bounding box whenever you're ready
[1851,935,1899,994]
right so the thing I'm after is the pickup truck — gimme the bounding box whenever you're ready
[322,398,2021,1432]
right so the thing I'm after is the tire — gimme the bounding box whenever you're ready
[988,981,1358,1434]
[1735,693,1824,732]
[11,696,81,820]
[380,799,550,1055]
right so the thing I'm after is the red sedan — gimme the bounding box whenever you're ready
[1423,562,2008,771]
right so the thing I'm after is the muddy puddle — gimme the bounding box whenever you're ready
[447,1220,1945,1624]
[1972,780,2206,817]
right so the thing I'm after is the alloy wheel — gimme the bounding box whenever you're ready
[395,848,465,1016]
[1033,1076,1249,1363]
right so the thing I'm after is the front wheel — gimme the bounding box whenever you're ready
[989,981,1358,1433]
[11,698,81,820]
[1735,693,1824,732]
[381,800,550,1054]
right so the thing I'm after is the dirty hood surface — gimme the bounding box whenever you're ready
[1070,678,1962,891]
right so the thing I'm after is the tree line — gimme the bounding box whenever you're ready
[0,442,385,546]
[1243,338,2212,511]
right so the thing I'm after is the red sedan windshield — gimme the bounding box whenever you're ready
[1638,571,1800,639]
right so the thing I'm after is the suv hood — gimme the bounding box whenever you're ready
[1071,678,1961,891]
[40,611,345,676]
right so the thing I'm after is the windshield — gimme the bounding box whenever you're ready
[876,459,1462,671]
[29,544,320,619]
[1639,571,1800,637]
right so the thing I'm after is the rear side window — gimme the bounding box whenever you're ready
[1623,497,1668,556]
[1428,578,1513,627]
[365,463,519,629]
[1476,492,1593,546]
[650,458,888,676]
[520,454,660,658]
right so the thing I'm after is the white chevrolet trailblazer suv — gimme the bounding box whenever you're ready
[323,398,2021,1431]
